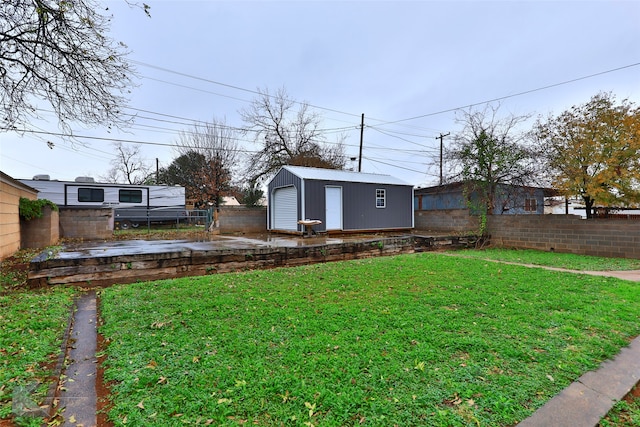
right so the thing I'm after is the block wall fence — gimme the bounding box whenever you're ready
[487,215,640,259]
[218,206,267,233]
[59,207,114,240]
[20,206,59,249]
[415,209,479,233]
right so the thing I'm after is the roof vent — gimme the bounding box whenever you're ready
[32,174,50,180]
[75,176,95,183]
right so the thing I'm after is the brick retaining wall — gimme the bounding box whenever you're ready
[487,215,640,259]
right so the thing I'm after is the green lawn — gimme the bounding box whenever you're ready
[600,385,640,426]
[99,252,640,426]
[0,287,76,424]
[454,247,640,271]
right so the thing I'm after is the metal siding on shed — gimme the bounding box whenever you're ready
[268,166,413,232]
[302,180,413,231]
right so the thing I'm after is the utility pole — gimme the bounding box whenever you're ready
[436,132,450,186]
[358,113,364,172]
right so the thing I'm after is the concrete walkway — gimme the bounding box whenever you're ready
[438,252,640,282]
[518,336,640,426]
[56,291,97,427]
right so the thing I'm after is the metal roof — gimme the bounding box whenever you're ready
[282,165,412,186]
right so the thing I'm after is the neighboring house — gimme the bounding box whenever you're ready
[415,182,554,215]
[0,171,38,259]
[267,165,414,233]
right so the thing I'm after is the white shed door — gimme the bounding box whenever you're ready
[273,186,298,230]
[325,186,343,230]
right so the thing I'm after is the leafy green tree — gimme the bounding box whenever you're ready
[447,105,541,215]
[239,181,264,207]
[535,93,640,218]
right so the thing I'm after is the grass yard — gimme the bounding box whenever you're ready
[0,287,76,425]
[99,252,640,426]
[455,247,640,271]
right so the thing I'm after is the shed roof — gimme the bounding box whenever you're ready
[281,165,411,186]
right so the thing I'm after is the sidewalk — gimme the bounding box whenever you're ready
[55,291,98,427]
[518,336,640,426]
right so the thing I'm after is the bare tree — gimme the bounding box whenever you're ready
[102,142,153,184]
[447,105,541,215]
[0,0,149,133]
[240,87,346,183]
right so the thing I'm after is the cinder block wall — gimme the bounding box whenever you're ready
[487,215,640,259]
[59,207,114,239]
[415,209,479,233]
[20,206,60,249]
[218,206,266,233]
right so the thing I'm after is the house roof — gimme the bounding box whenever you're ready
[414,181,558,197]
[281,165,411,186]
[1,171,39,194]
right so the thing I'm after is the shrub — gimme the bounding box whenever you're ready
[18,198,58,221]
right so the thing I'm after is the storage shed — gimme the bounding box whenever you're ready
[267,166,414,233]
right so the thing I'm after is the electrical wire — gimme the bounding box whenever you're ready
[377,62,640,125]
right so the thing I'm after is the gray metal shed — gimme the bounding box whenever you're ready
[267,165,414,233]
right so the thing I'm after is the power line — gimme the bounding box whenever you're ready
[367,126,436,149]
[132,60,364,119]
[377,62,640,125]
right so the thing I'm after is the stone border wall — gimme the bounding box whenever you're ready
[27,235,474,288]
[487,215,640,259]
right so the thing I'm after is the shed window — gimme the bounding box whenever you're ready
[524,198,537,212]
[78,188,104,202]
[119,189,143,203]
[376,189,386,208]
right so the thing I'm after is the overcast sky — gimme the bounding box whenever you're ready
[1,0,639,187]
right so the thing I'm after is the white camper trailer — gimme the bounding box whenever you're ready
[20,176,187,229]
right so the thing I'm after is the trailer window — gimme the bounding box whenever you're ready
[78,188,104,202]
[119,189,143,203]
